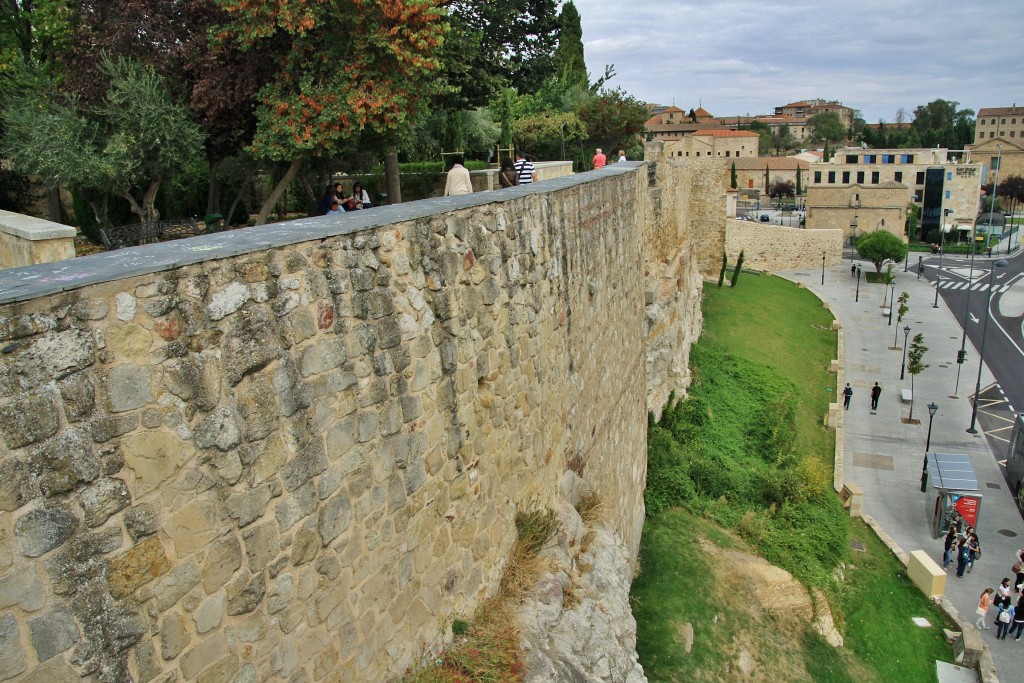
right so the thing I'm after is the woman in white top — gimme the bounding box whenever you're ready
[350,181,372,209]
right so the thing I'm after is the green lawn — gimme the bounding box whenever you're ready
[701,274,837,470]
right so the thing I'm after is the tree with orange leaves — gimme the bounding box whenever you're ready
[217,0,446,223]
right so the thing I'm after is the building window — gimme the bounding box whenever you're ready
[828,171,836,183]
[1013,118,1017,124]
[814,171,822,183]
[882,154,895,163]
[895,171,903,183]
[845,154,858,163]
[901,154,914,163]
[992,156,1001,170]
[947,171,952,181]
[725,151,730,157]
[863,154,876,163]
[990,132,995,138]
[871,171,880,184]
[842,171,850,183]
[916,171,925,184]
[856,171,865,183]
[945,190,951,199]
[1012,131,1017,137]
[1002,119,1007,124]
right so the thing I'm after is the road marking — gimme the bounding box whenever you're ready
[970,313,979,323]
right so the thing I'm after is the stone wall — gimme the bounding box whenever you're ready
[0,211,76,270]
[0,164,707,682]
[725,219,844,273]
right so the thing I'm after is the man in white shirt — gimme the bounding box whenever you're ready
[444,155,473,196]
[514,150,536,185]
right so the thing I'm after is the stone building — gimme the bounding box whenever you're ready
[805,181,908,242]
[728,156,810,196]
[966,138,1024,184]
[973,106,1024,144]
[774,99,855,129]
[661,130,759,160]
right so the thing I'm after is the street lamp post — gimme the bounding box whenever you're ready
[932,275,941,308]
[939,208,952,270]
[900,325,911,380]
[855,267,861,302]
[917,255,923,279]
[887,280,896,326]
[921,402,939,492]
[849,215,858,260]
[955,214,983,395]
[821,251,826,285]
[966,259,1009,433]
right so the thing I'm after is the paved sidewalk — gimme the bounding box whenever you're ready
[781,256,1024,678]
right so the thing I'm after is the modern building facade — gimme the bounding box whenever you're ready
[809,147,982,238]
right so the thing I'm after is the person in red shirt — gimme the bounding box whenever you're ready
[592,148,606,169]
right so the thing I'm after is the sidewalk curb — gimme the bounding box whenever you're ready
[784,273,1001,683]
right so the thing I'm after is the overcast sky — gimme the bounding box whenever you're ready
[573,0,1023,123]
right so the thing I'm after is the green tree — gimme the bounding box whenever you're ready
[998,175,1024,221]
[217,0,446,223]
[742,119,773,153]
[893,292,909,347]
[554,1,586,87]
[511,110,586,161]
[856,230,909,275]
[2,56,205,227]
[795,166,802,195]
[730,161,737,189]
[764,163,770,194]
[906,333,929,421]
[717,251,727,288]
[771,124,796,155]
[730,250,745,287]
[809,111,845,143]
[911,99,975,150]
[576,88,647,160]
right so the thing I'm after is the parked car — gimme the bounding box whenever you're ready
[783,203,798,211]
[759,214,770,222]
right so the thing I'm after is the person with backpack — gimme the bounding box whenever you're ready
[996,602,1014,640]
[956,537,972,578]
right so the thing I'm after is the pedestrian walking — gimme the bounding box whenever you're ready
[851,264,856,278]
[996,603,1014,640]
[995,578,1013,609]
[856,265,861,279]
[843,383,853,410]
[1014,596,1024,640]
[870,382,881,410]
[976,588,994,630]
[956,538,972,578]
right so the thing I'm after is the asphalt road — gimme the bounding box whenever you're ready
[922,242,1024,483]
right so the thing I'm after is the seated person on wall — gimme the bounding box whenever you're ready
[347,181,373,209]
[317,183,339,215]
[444,154,473,196]
[325,199,343,215]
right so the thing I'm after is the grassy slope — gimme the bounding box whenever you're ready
[633,275,951,683]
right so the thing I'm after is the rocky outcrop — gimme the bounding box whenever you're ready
[518,476,647,682]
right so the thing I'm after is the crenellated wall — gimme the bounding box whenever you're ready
[0,165,708,682]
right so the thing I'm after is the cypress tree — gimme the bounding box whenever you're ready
[718,252,728,288]
[764,164,770,193]
[730,161,737,189]
[796,166,802,195]
[730,250,745,287]
[555,1,588,87]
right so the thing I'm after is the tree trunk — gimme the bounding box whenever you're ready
[256,157,304,226]
[298,173,318,216]
[206,158,221,216]
[124,174,163,224]
[46,187,64,223]
[384,147,401,205]
[909,375,915,421]
[88,196,111,229]
[225,166,257,228]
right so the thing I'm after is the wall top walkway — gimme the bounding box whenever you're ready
[0,209,77,241]
[0,163,642,306]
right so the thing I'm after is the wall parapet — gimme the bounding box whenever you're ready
[0,210,76,271]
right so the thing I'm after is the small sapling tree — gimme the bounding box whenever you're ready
[718,251,728,288]
[894,292,909,347]
[907,333,929,421]
[730,250,745,287]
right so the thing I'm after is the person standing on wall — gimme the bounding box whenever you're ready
[843,383,853,410]
[514,150,536,185]
[870,382,881,410]
[444,155,473,196]
[593,148,606,169]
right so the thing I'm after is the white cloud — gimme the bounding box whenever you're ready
[571,0,1024,122]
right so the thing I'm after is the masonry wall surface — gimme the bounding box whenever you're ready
[725,219,844,273]
[0,166,690,682]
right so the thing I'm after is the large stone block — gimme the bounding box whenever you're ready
[14,506,77,557]
[0,392,60,449]
[122,431,195,494]
[0,612,26,679]
[107,537,172,599]
[28,605,79,661]
[106,364,153,413]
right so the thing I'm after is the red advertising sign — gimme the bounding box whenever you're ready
[953,495,980,528]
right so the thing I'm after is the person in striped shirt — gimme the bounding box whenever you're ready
[515,150,537,185]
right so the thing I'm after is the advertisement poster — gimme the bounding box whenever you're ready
[952,494,980,528]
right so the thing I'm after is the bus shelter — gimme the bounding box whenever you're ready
[924,452,982,538]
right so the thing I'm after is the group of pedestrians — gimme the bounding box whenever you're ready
[973,547,1024,640]
[445,150,537,197]
[318,181,373,215]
